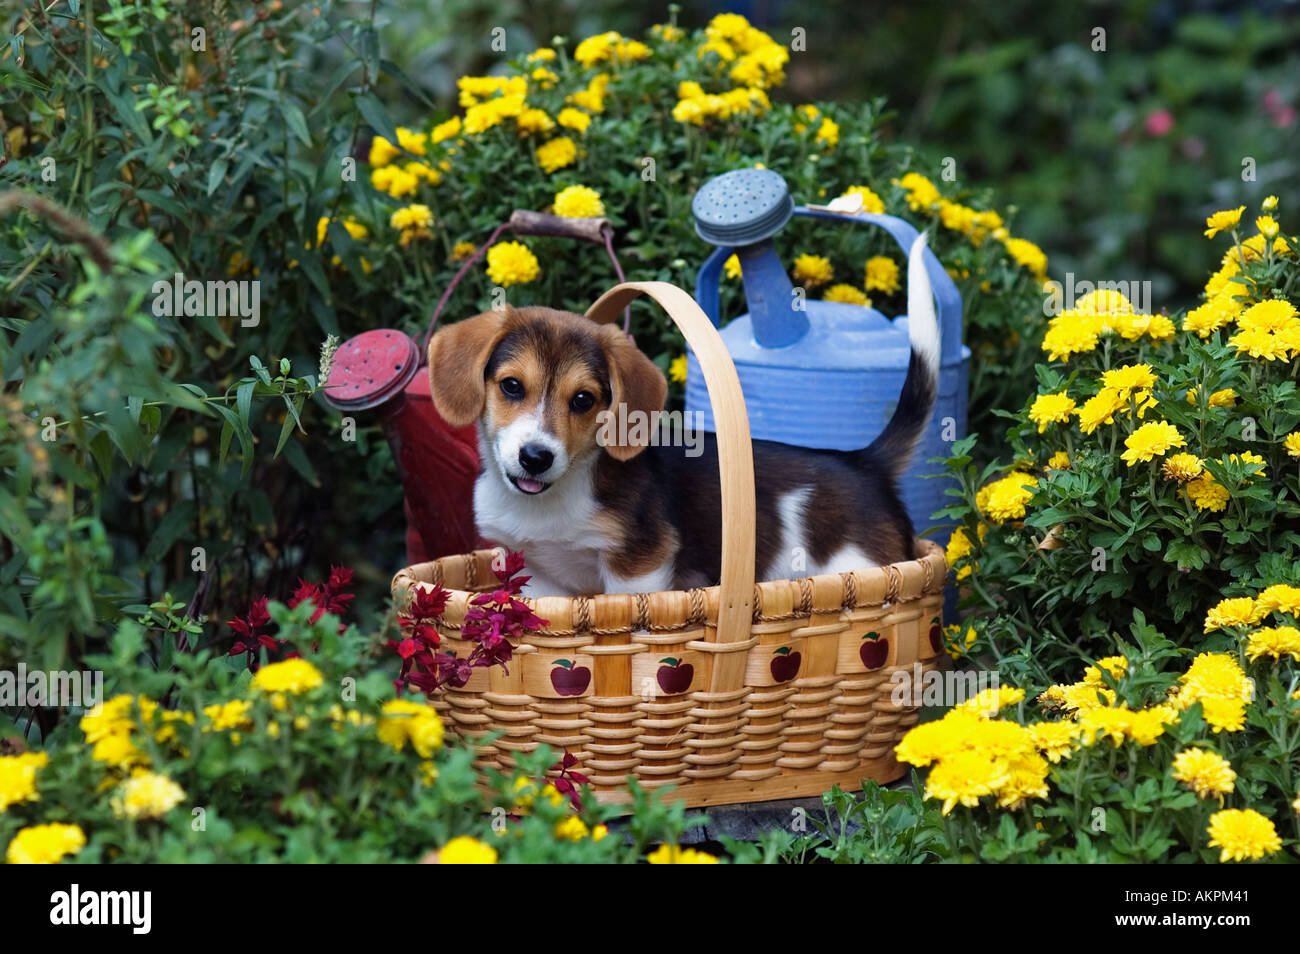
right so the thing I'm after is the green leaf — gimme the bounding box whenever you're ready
[353,92,399,148]
[142,501,196,565]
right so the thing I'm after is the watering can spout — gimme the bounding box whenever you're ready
[693,168,809,348]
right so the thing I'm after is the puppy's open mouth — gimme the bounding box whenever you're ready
[508,475,550,495]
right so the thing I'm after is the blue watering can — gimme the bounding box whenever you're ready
[685,168,969,535]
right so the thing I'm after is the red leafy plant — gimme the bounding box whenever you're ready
[390,550,548,696]
[227,566,355,670]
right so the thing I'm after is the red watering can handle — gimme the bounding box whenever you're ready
[419,211,630,360]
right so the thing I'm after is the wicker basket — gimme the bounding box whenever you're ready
[391,281,948,808]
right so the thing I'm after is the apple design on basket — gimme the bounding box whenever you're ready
[859,632,889,670]
[656,657,694,694]
[549,659,591,696]
[928,616,943,654]
[769,646,801,682]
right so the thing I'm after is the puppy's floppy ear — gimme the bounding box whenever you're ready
[600,327,668,461]
[428,309,512,427]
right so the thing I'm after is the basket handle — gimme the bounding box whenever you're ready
[584,282,756,661]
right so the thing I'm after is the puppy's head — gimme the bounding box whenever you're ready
[429,306,666,496]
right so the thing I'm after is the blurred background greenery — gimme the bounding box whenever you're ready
[366,0,1300,308]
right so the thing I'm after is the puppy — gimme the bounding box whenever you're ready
[428,234,939,596]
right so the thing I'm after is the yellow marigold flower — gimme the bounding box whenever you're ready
[554,815,590,841]
[1172,747,1236,800]
[979,472,1038,524]
[557,107,591,133]
[839,185,885,214]
[1183,296,1241,338]
[111,771,186,820]
[516,107,555,136]
[449,240,476,262]
[553,184,604,218]
[378,699,446,758]
[1246,625,1300,662]
[390,204,434,232]
[669,355,687,384]
[5,822,85,865]
[439,836,498,864]
[1162,453,1204,482]
[1206,808,1282,862]
[371,165,419,198]
[1101,363,1156,396]
[894,172,941,212]
[1256,215,1280,239]
[1121,421,1185,466]
[1256,584,1300,617]
[1204,205,1246,238]
[1185,474,1230,512]
[251,658,323,695]
[646,844,719,864]
[536,136,578,173]
[1027,721,1080,763]
[1042,311,1101,362]
[958,686,1026,717]
[1046,450,1070,470]
[1028,392,1077,433]
[1204,598,1263,632]
[1126,705,1178,745]
[0,751,48,812]
[791,253,833,288]
[202,699,252,732]
[369,135,399,166]
[924,747,1012,815]
[823,283,871,306]
[863,255,900,294]
[1003,236,1048,278]
[815,117,839,148]
[486,240,540,286]
[1076,706,1132,747]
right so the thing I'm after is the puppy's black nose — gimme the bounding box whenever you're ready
[518,443,554,475]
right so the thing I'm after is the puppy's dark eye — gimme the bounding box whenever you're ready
[569,391,595,414]
[500,377,524,400]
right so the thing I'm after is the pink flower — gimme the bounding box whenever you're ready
[1144,109,1174,137]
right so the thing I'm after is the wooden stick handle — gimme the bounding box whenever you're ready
[584,282,756,662]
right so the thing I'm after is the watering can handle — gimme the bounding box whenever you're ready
[694,208,964,368]
[419,212,630,359]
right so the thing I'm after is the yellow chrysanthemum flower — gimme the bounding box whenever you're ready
[1171,748,1236,800]
[894,172,941,212]
[1246,625,1300,662]
[369,135,399,166]
[957,686,1026,717]
[977,472,1038,524]
[438,836,498,864]
[1204,598,1264,632]
[863,256,901,294]
[390,204,434,232]
[1255,584,1300,617]
[1256,215,1280,239]
[0,751,49,812]
[1041,311,1102,362]
[1100,363,1156,396]
[815,117,839,148]
[485,240,541,286]
[1206,808,1282,862]
[669,355,687,384]
[723,253,741,279]
[377,698,446,758]
[111,771,186,820]
[535,136,578,173]
[556,107,592,134]
[791,253,833,288]
[449,240,477,262]
[371,165,420,198]
[1204,206,1245,238]
[251,658,324,695]
[1028,392,1077,433]
[1185,387,1237,408]
[1125,705,1178,746]
[923,747,1012,815]
[553,184,605,218]
[202,699,252,732]
[1186,475,1229,512]
[431,116,461,143]
[1183,296,1242,338]
[646,843,720,864]
[1046,450,1070,470]
[516,107,555,136]
[823,283,871,306]
[1002,236,1048,278]
[1027,721,1080,763]
[1284,432,1300,459]
[1161,453,1204,482]
[839,185,885,214]
[1120,421,1185,466]
[526,47,557,62]
[5,822,86,865]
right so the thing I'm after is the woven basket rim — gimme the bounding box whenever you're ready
[391,537,946,626]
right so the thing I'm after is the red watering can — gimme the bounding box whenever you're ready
[323,211,630,565]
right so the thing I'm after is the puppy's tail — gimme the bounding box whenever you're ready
[859,232,940,478]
